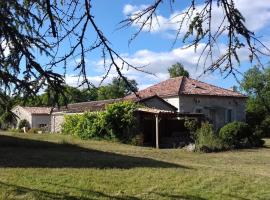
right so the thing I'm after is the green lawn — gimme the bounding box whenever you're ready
[0,132,269,200]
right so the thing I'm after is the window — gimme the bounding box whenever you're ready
[195,108,202,113]
[227,109,232,122]
[39,124,47,128]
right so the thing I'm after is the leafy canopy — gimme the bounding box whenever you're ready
[97,77,138,100]
[241,65,270,137]
[168,63,190,78]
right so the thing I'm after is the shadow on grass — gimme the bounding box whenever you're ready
[0,135,187,169]
[0,181,139,200]
[155,192,206,200]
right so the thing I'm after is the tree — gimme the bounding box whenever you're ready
[39,85,99,106]
[168,63,190,78]
[98,77,138,100]
[241,66,270,136]
[241,67,270,114]
[1,0,269,107]
[0,92,16,129]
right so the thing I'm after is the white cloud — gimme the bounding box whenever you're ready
[66,40,252,89]
[123,0,270,34]
[235,0,270,31]
[72,44,235,89]
[65,74,114,88]
[123,4,149,16]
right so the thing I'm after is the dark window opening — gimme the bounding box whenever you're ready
[227,109,232,122]
[195,108,202,113]
[39,124,47,128]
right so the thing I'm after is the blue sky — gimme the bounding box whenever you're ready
[54,0,270,90]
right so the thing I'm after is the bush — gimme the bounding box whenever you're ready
[74,112,106,140]
[62,114,80,135]
[195,122,224,152]
[18,119,30,130]
[102,101,138,141]
[260,116,270,137]
[61,101,138,142]
[184,118,200,141]
[219,121,264,149]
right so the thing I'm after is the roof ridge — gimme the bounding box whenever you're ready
[178,76,185,94]
[23,106,51,108]
[67,98,123,106]
[187,77,245,96]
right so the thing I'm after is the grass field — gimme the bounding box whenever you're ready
[0,132,269,200]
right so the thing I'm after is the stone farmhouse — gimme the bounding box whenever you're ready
[12,76,247,147]
[125,76,247,129]
[11,106,52,130]
[51,76,246,147]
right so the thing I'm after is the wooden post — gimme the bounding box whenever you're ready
[155,114,159,149]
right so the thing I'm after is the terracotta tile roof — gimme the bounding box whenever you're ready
[125,77,183,99]
[54,95,178,114]
[23,106,52,115]
[54,98,123,113]
[179,77,246,97]
[125,76,246,99]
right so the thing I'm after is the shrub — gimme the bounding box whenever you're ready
[62,114,80,135]
[195,122,224,152]
[61,101,138,142]
[219,121,264,149]
[18,119,30,130]
[184,118,200,141]
[102,101,138,141]
[260,116,270,137]
[74,112,106,140]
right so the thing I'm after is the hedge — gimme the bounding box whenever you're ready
[61,101,138,141]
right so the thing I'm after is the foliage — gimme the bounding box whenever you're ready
[62,112,106,140]
[61,101,138,142]
[241,66,270,137]
[219,121,264,149]
[97,77,138,100]
[62,114,81,136]
[103,101,138,141]
[0,111,15,130]
[260,116,270,137]
[74,112,106,140]
[195,122,224,152]
[14,86,98,107]
[18,119,30,130]
[168,63,190,78]
[241,67,270,113]
[184,118,200,141]
[9,78,135,108]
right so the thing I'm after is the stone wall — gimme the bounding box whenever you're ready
[142,97,176,111]
[12,106,32,127]
[163,96,180,111]
[51,113,65,133]
[179,95,246,128]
